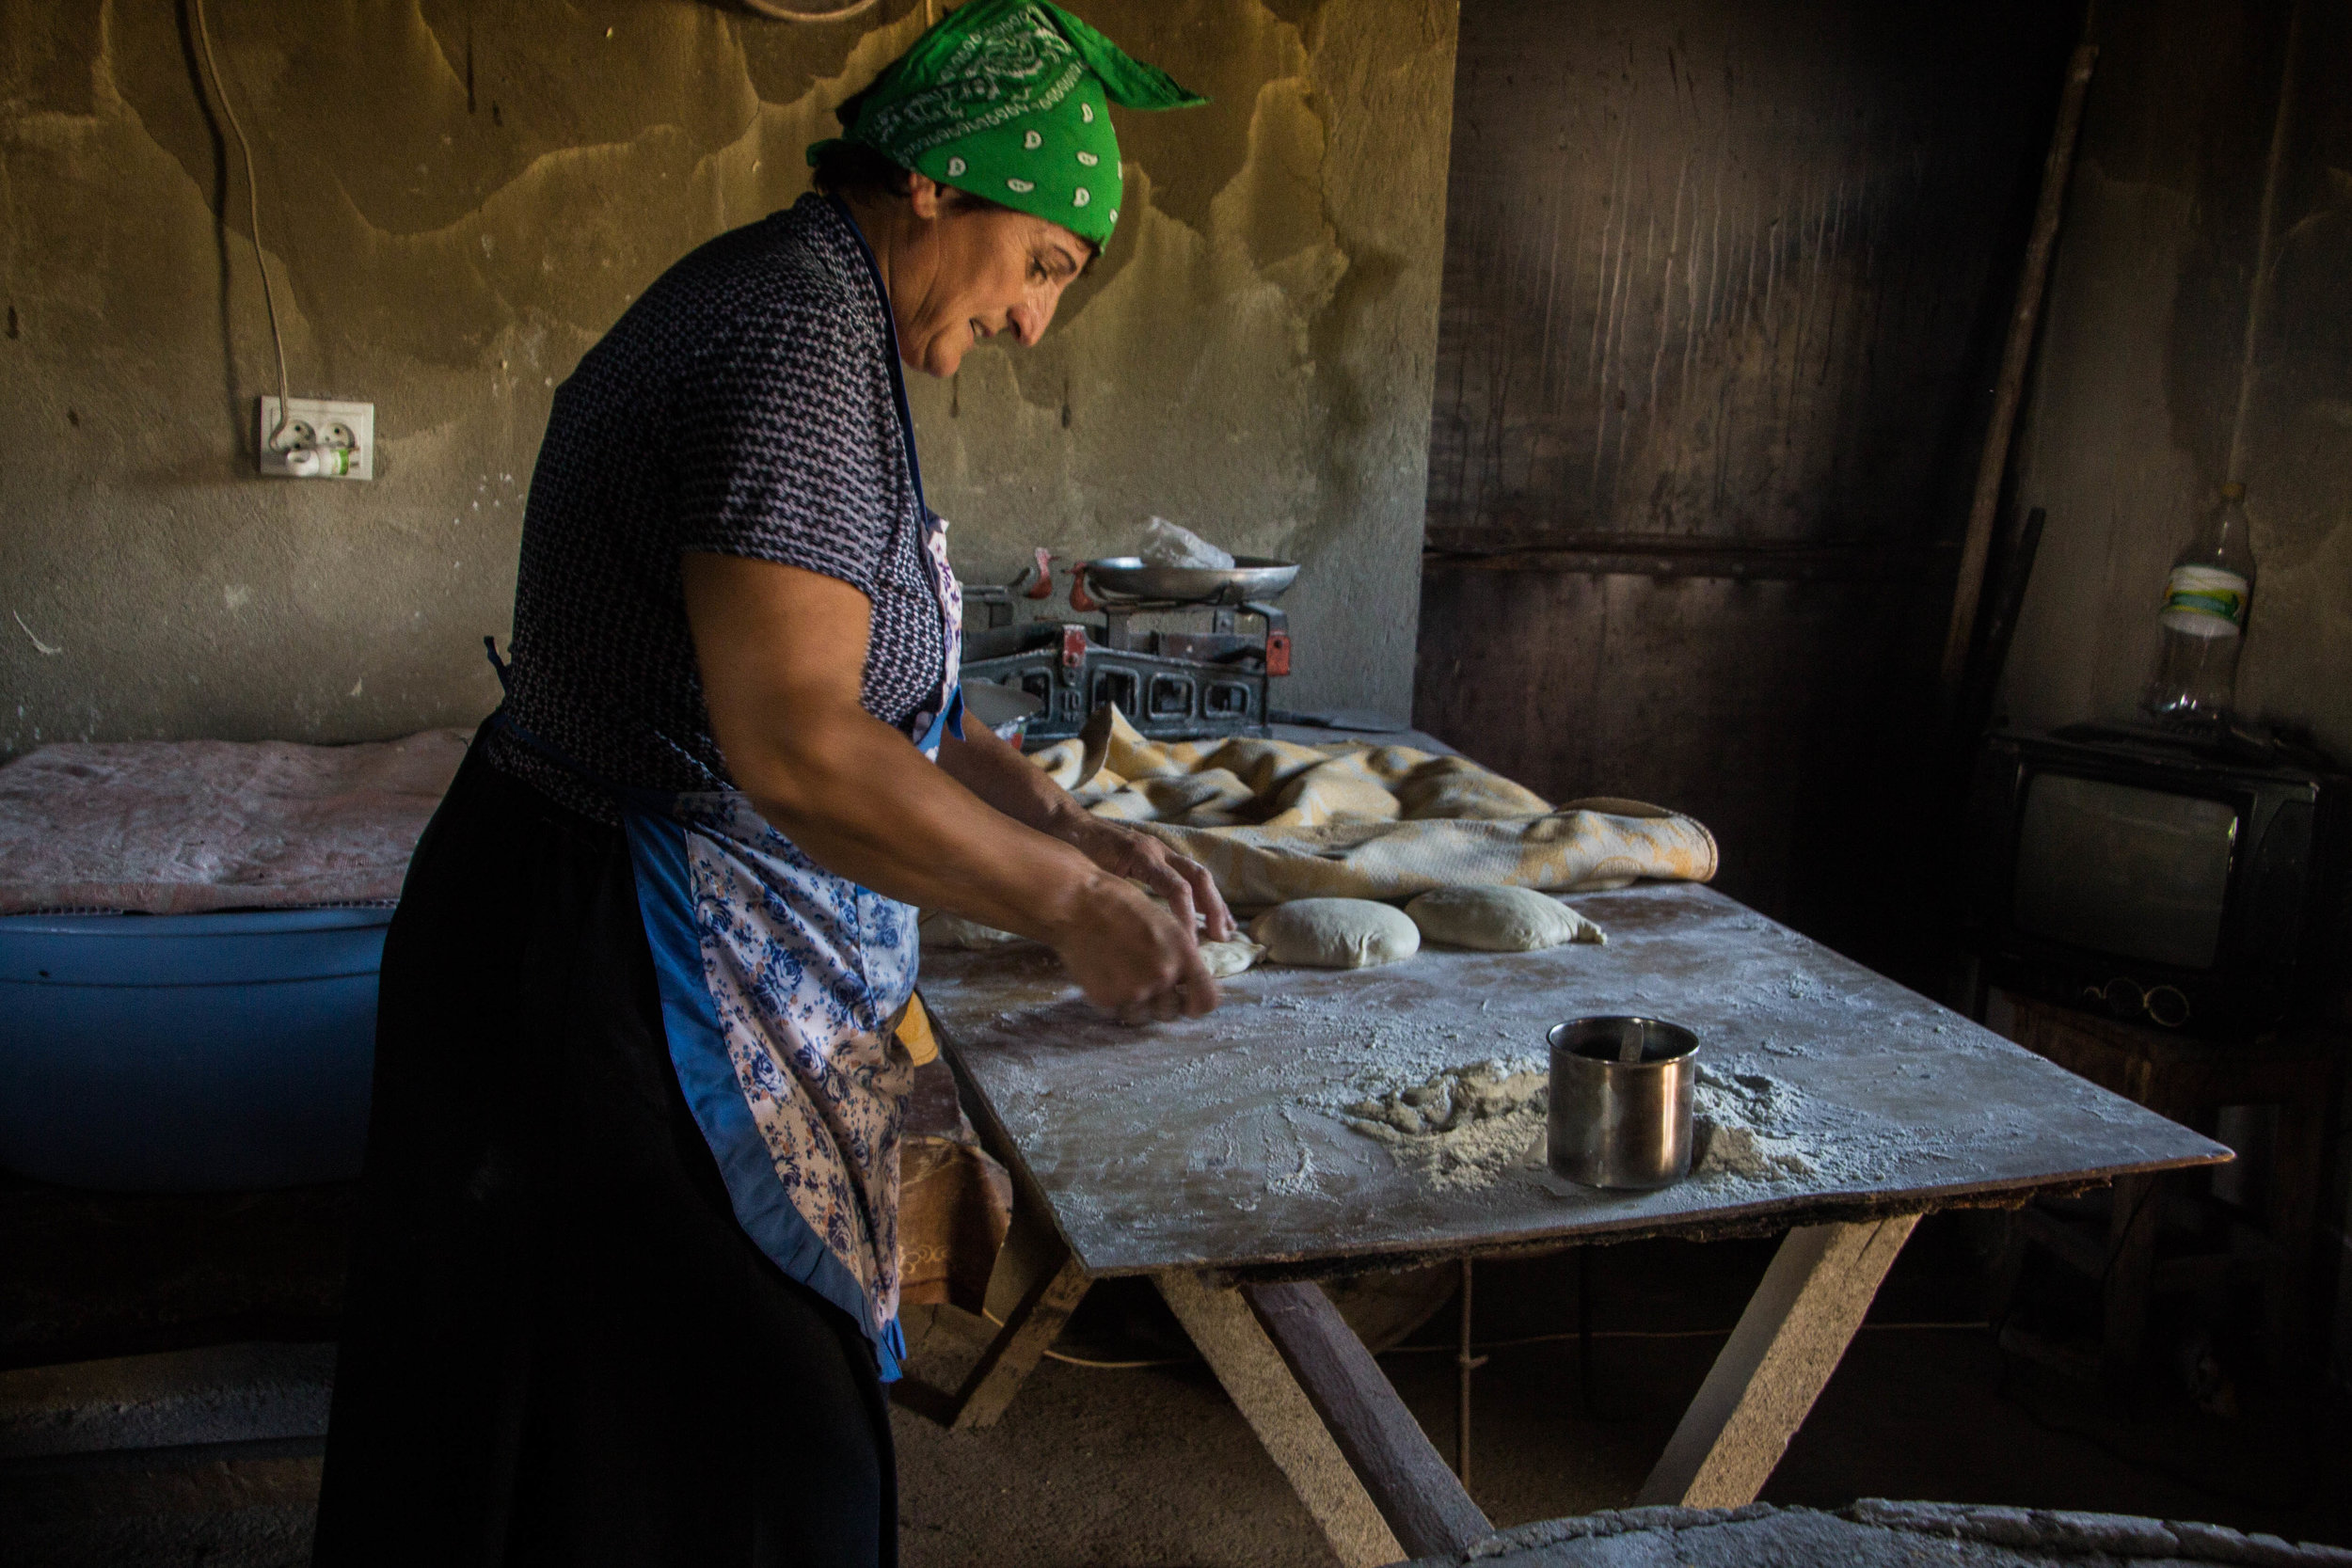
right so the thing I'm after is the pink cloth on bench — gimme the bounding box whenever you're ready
[0,730,471,915]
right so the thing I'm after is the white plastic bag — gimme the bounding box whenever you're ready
[1138,516,1235,570]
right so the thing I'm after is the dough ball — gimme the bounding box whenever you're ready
[1404,886,1605,952]
[1197,938,1266,978]
[1250,898,1421,969]
[920,912,1030,950]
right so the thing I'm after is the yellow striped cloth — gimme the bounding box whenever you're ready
[1025,708,1716,908]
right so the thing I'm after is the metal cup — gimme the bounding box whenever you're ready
[1546,1017,1700,1190]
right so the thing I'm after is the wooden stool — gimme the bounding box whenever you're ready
[1992,991,2337,1374]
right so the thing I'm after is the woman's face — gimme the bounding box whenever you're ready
[879,176,1092,378]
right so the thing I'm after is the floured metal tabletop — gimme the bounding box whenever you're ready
[917,882,2228,1278]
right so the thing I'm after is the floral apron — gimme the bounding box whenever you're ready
[619,537,957,1381]
[490,222,962,1377]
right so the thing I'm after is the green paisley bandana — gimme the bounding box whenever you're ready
[809,0,1205,248]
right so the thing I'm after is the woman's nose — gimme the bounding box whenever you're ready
[1010,289,1059,346]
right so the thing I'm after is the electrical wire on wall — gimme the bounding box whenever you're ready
[190,0,294,449]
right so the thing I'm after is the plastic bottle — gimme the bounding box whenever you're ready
[2140,482,2256,725]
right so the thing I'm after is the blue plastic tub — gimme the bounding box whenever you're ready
[0,907,389,1191]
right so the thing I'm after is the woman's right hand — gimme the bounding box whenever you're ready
[1051,877,1220,1021]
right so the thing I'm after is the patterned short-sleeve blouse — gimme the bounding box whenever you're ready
[487,195,946,821]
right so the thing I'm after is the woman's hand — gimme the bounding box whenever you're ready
[1050,876,1221,1022]
[1049,815,1236,943]
[931,721,1232,1017]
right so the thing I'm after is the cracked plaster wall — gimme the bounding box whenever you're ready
[0,0,1456,754]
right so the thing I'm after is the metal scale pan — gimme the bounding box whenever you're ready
[1077,556,1299,608]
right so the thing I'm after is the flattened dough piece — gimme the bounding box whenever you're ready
[1250,898,1420,969]
[1404,886,1606,952]
[1198,938,1266,978]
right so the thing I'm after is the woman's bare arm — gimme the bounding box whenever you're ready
[681,551,1216,1017]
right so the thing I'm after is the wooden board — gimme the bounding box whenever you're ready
[1424,0,2074,543]
[919,883,2227,1278]
[1412,568,1927,924]
[1412,0,2083,959]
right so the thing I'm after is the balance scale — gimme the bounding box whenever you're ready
[961,554,1296,744]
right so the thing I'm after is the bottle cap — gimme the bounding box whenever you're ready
[2221,482,2246,499]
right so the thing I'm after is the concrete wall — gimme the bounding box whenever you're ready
[0,0,1457,754]
[2001,0,2350,759]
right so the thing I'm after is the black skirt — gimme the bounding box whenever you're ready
[312,739,897,1568]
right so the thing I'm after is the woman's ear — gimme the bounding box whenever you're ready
[905,173,948,221]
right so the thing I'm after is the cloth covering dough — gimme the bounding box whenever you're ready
[1405,886,1607,952]
[1027,707,1715,906]
[1250,898,1421,969]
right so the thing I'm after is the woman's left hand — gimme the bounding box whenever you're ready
[1050,815,1236,943]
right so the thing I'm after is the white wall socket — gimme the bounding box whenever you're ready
[257,397,374,481]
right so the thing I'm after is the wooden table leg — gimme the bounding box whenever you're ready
[2101,1172,2163,1377]
[946,1225,1090,1432]
[2265,1094,2325,1370]
[1635,1214,1918,1508]
[1243,1278,1494,1560]
[894,1188,1092,1431]
[903,1038,1094,1431]
[1158,1272,1412,1568]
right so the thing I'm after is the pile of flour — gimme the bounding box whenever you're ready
[1339,1058,1549,1191]
[1330,1056,1822,1192]
[1690,1064,1816,1180]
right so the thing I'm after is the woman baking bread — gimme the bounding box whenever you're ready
[312,7,1224,1563]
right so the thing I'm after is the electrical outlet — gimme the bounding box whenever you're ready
[257,397,374,481]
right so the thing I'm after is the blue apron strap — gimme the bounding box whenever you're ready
[830,195,928,516]
[914,687,965,753]
[834,198,963,751]
[484,635,513,693]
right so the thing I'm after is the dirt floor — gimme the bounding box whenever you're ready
[887,1219,2351,1567]
[5,1212,2347,1566]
